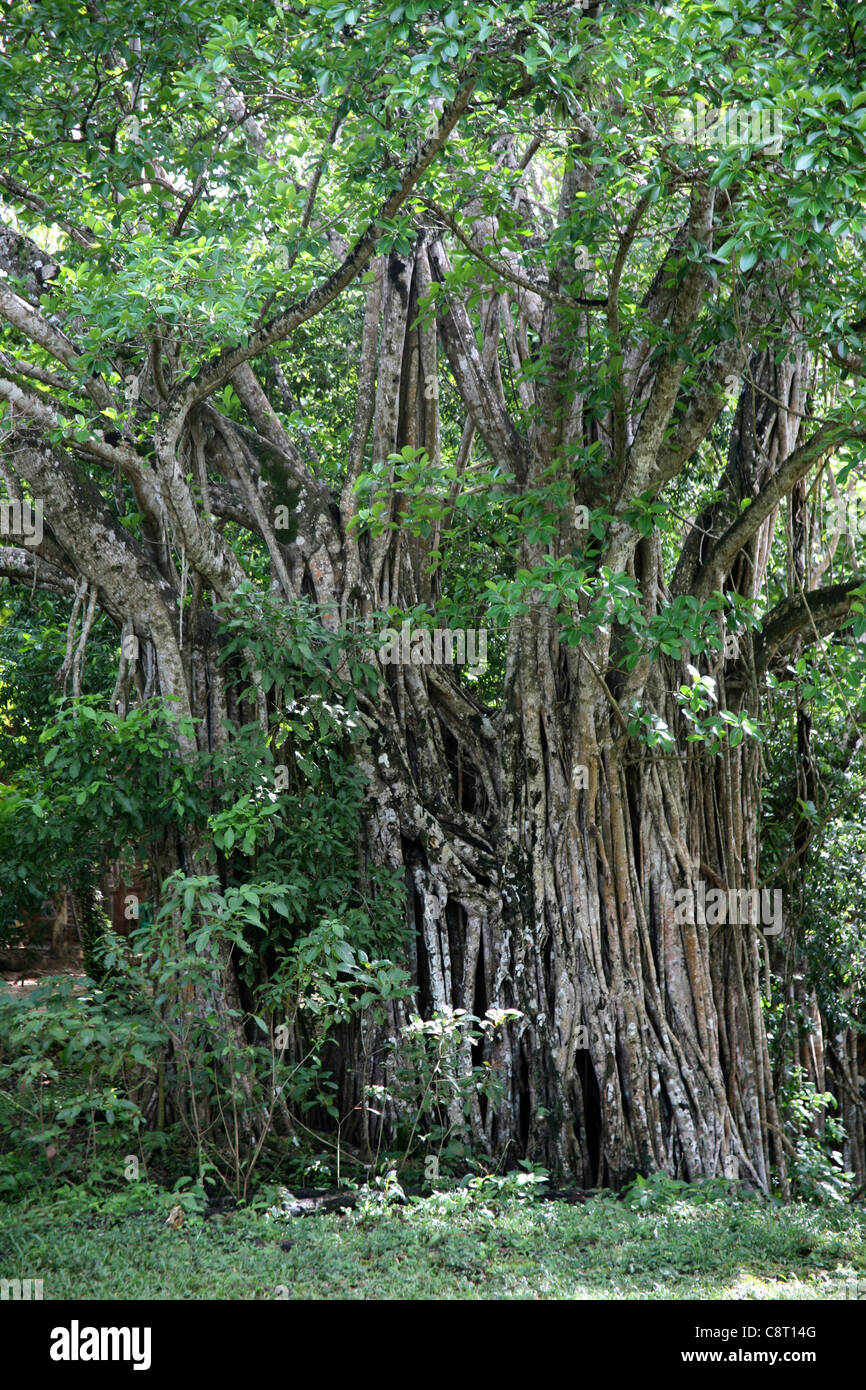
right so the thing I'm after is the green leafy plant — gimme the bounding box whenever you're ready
[382,1006,523,1177]
[0,974,165,1197]
[777,1068,855,1204]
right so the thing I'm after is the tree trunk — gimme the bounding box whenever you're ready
[332,242,806,1188]
[4,66,864,1192]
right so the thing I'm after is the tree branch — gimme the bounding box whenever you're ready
[419,196,606,310]
[155,80,477,466]
[694,422,865,601]
[427,236,528,481]
[753,579,866,678]
[0,545,77,597]
[0,220,59,304]
[0,283,114,411]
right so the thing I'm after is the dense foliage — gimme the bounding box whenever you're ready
[1,0,865,1208]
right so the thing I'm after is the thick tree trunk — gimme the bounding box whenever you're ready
[326,233,813,1187]
[5,94,864,1190]
[356,607,786,1186]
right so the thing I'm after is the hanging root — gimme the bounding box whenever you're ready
[55,576,88,693]
[71,584,99,696]
[110,617,135,713]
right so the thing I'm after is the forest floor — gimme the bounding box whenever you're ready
[2,1182,864,1299]
[0,943,86,999]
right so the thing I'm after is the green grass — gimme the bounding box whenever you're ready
[1,1179,865,1299]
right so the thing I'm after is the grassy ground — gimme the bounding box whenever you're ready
[1,1178,865,1299]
